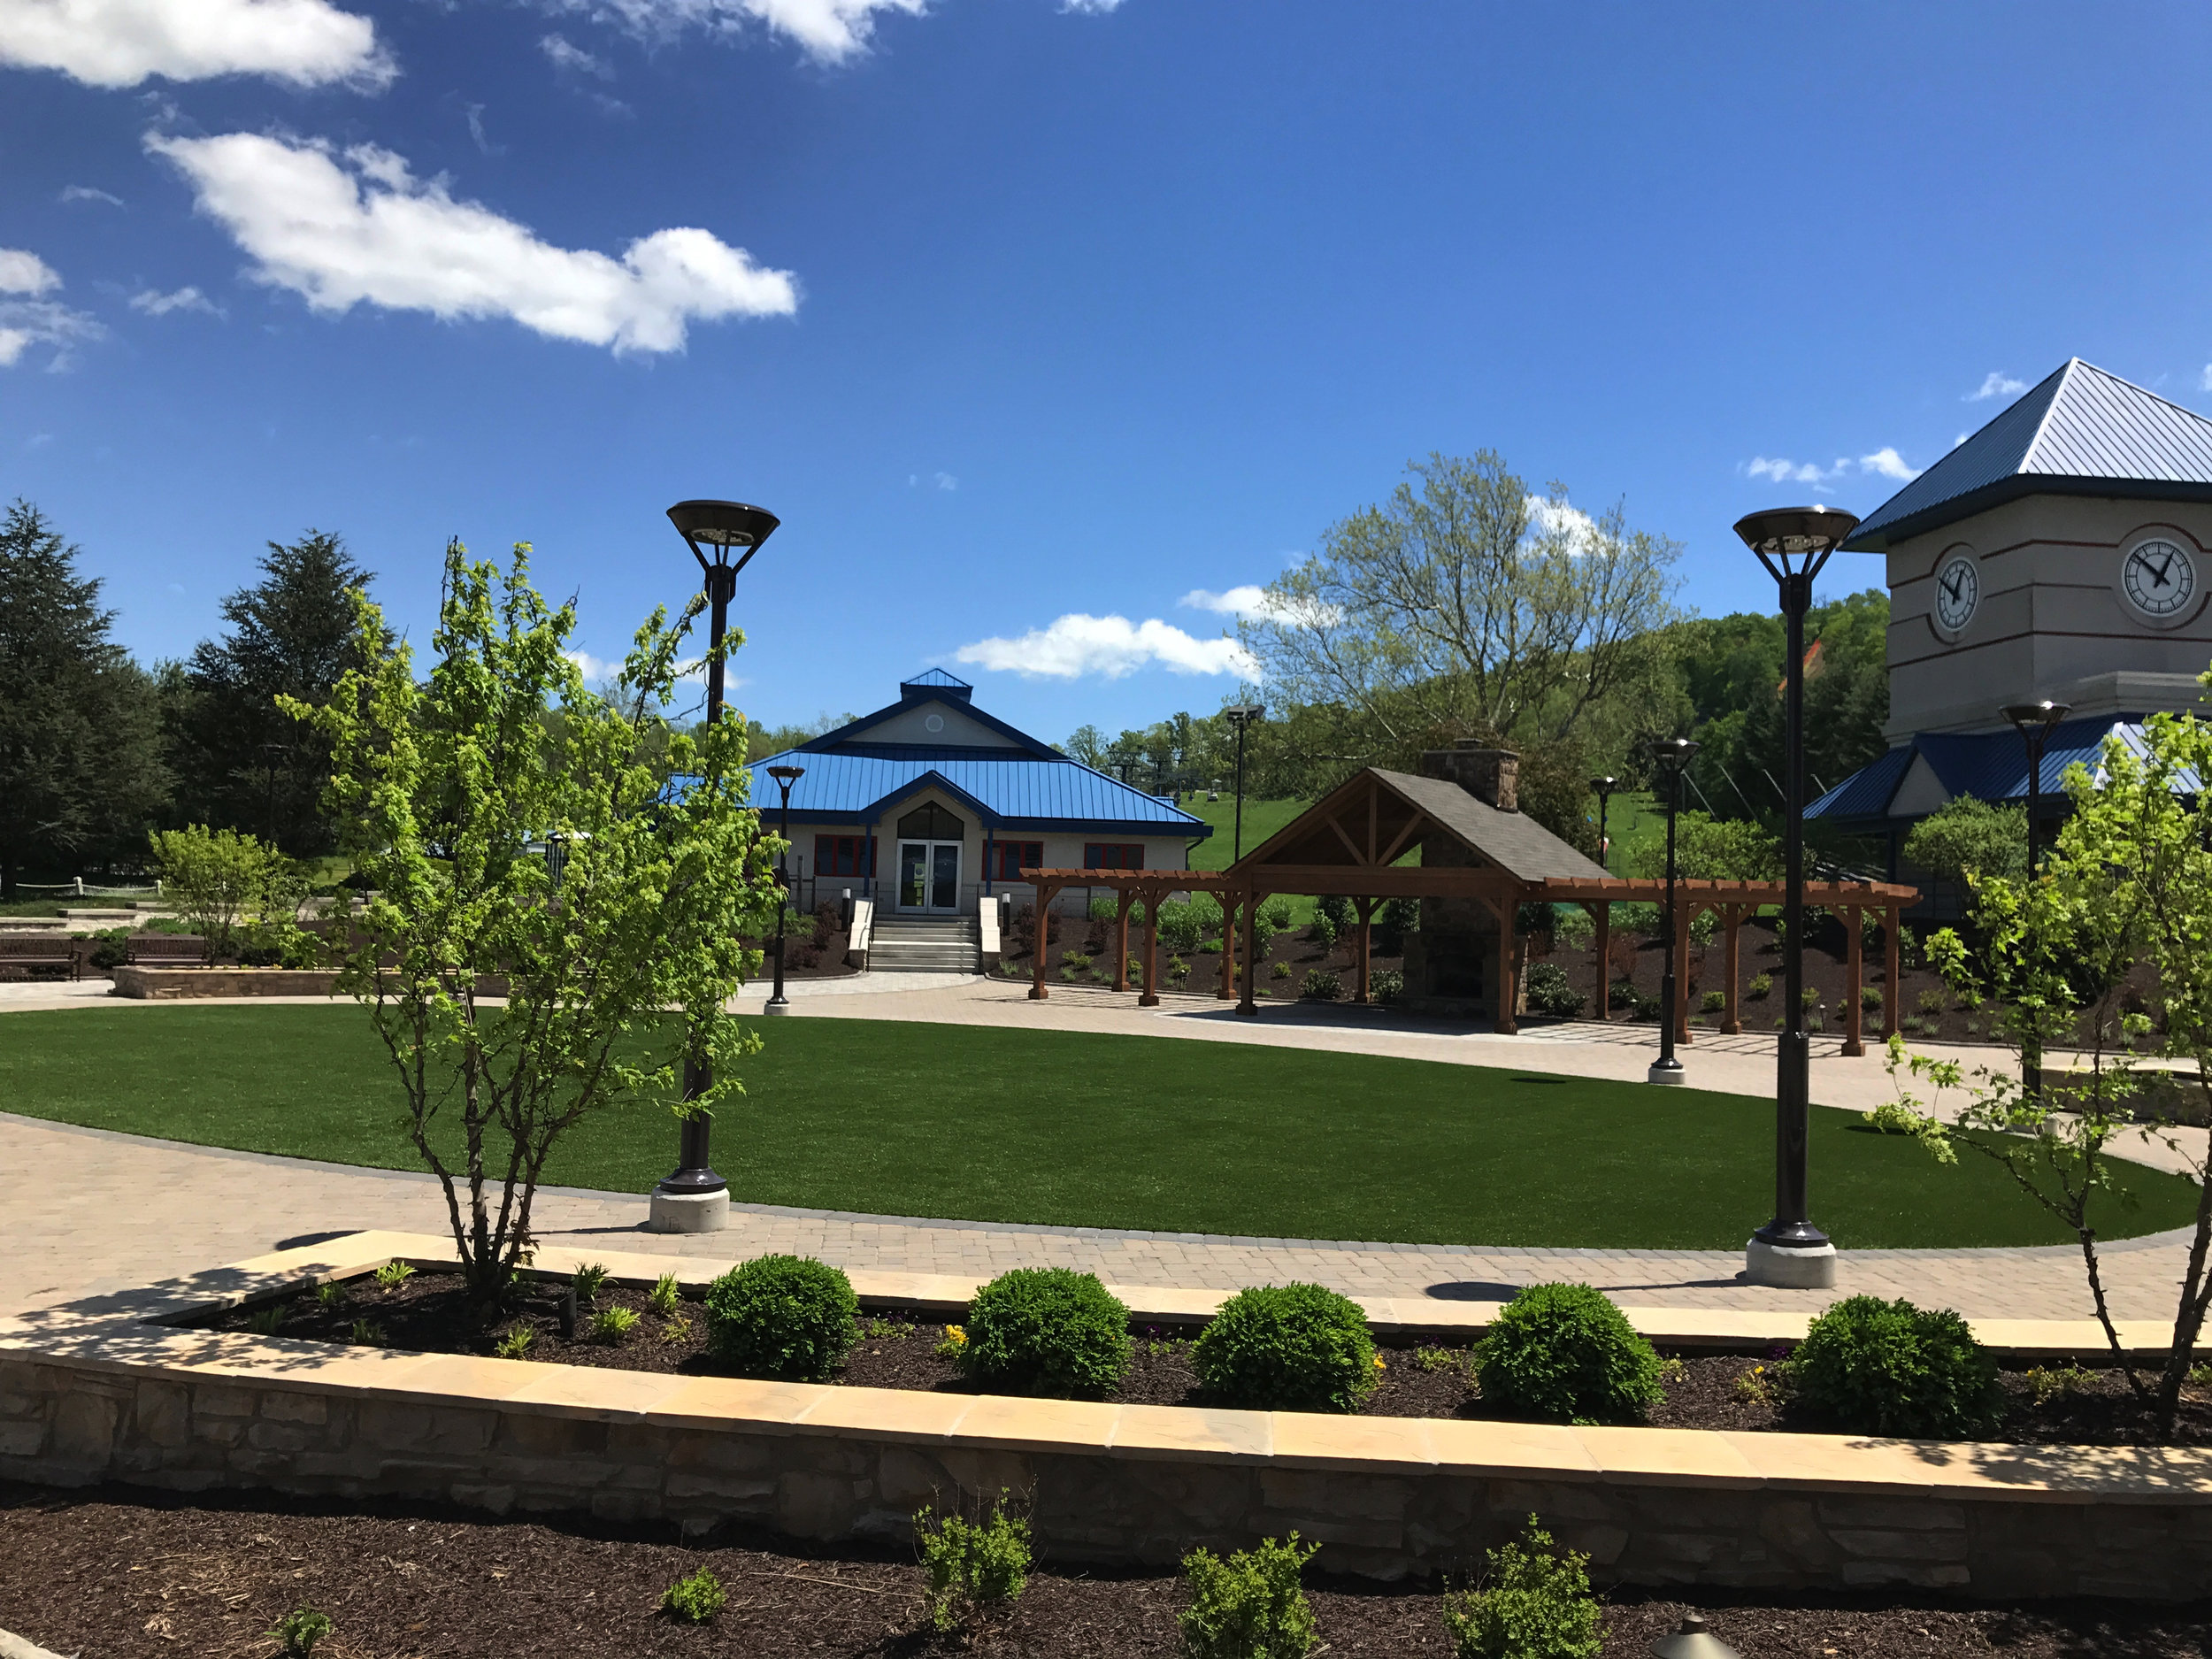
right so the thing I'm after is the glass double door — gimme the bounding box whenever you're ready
[897,841,961,912]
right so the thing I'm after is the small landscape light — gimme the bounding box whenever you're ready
[1650,1612,1741,1658]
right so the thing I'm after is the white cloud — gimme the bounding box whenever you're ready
[1745,456,1845,486]
[541,0,926,65]
[1061,0,1123,10]
[2200,365,2212,394]
[0,0,393,89]
[933,471,956,491]
[540,32,612,75]
[0,250,60,295]
[1179,585,1274,620]
[957,613,1259,680]
[130,284,220,316]
[1859,446,1920,481]
[1968,371,2027,402]
[59,184,124,206]
[147,131,799,354]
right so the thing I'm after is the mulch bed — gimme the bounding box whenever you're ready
[197,1274,2212,1446]
[3,1481,2209,1657]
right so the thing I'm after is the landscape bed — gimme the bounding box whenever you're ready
[198,1268,2212,1448]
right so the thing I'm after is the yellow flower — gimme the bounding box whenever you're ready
[944,1325,966,1345]
[1373,1355,1386,1370]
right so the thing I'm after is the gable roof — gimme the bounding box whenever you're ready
[1232,766,1607,886]
[1806,717,2200,825]
[1844,360,2212,550]
[801,666,1058,758]
[901,666,973,700]
[742,749,1210,834]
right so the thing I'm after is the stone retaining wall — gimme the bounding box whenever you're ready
[110,966,341,999]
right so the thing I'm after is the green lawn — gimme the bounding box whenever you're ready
[1185,796,1314,870]
[0,1006,2195,1250]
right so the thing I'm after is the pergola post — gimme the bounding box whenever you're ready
[1113,890,1134,992]
[1355,897,1375,1004]
[1494,888,1519,1035]
[1217,895,1237,1000]
[1592,898,1611,1023]
[1237,886,1261,1016]
[1722,904,1743,1035]
[1673,901,1694,1047]
[1884,904,1901,1039]
[1140,890,1161,1007]
[1029,884,1057,1001]
[1843,903,1864,1057]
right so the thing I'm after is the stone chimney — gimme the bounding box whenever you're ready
[1419,740,1519,811]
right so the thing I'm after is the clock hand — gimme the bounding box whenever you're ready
[1940,572,1962,603]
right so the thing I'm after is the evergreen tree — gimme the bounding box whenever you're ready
[167,530,375,854]
[0,500,168,895]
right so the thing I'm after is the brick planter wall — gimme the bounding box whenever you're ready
[110,965,341,999]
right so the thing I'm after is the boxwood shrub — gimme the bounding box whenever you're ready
[1191,1282,1378,1412]
[957,1268,1130,1398]
[1475,1282,1663,1424]
[703,1255,858,1382]
[1787,1294,2001,1438]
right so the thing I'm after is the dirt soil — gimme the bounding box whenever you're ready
[2,1482,2208,1658]
[199,1276,2212,1447]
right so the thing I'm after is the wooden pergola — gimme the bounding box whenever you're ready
[1022,767,1918,1056]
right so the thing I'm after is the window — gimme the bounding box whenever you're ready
[991,841,1044,880]
[813,835,876,878]
[896,803,964,841]
[1084,842,1145,871]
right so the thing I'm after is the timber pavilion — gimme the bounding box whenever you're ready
[1022,744,1917,1059]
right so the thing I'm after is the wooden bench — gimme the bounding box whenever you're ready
[124,934,208,967]
[0,935,80,981]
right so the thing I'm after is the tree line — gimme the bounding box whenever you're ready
[0,499,376,896]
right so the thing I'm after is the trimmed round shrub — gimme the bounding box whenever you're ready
[1788,1294,2001,1438]
[1192,1282,1378,1412]
[957,1268,1130,1398]
[1475,1282,1663,1424]
[703,1255,858,1381]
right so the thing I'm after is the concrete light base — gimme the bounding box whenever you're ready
[762,1000,795,1018]
[1647,1062,1686,1087]
[647,1188,730,1233]
[1746,1235,1838,1289]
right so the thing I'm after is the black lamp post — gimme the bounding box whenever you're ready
[653,498,780,1231]
[1224,703,1264,861]
[764,764,805,1015]
[1589,774,1618,872]
[1647,738,1698,1086]
[2003,699,2070,1099]
[1735,503,1863,1289]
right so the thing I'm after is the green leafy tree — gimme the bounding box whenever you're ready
[1629,810,1780,882]
[0,500,169,894]
[147,824,299,959]
[166,531,377,854]
[744,710,856,763]
[1879,693,2212,1440]
[1901,795,2027,887]
[286,540,783,1301]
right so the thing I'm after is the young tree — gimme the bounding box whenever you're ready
[168,530,377,855]
[0,500,169,895]
[287,540,784,1301]
[1882,698,2212,1440]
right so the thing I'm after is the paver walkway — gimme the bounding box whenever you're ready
[2,976,2205,1333]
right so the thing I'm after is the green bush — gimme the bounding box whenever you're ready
[1178,1533,1318,1659]
[1787,1295,2001,1438]
[268,1607,334,1656]
[1475,1282,1663,1424]
[1700,989,1726,1014]
[703,1255,858,1381]
[957,1268,1129,1397]
[1552,907,1594,950]
[662,1566,726,1623]
[87,926,131,970]
[1523,963,1584,1018]
[916,1492,1032,1632]
[1862,986,1884,1010]
[1307,910,1339,951]
[1300,967,1341,1001]
[1747,972,1771,999]
[1371,968,1405,1002]
[1192,1283,1378,1412]
[1157,895,1220,955]
[1317,895,1356,933]
[1440,1515,1601,1659]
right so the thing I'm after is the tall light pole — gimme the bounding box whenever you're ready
[1735,504,1863,1290]
[1224,703,1264,861]
[2003,699,2070,1100]
[650,498,780,1236]
[764,764,805,1016]
[1647,738,1698,1086]
[1589,774,1618,873]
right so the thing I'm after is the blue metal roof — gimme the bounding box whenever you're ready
[739,748,1213,835]
[1845,360,2212,549]
[1808,718,2196,825]
[901,666,973,699]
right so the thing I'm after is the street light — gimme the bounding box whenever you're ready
[1589,774,1618,873]
[650,498,780,1236]
[2003,698,2071,1099]
[1735,503,1863,1290]
[1224,703,1265,861]
[1647,737,1699,1087]
[764,764,805,1016]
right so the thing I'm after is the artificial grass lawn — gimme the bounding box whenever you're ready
[0,1006,2196,1250]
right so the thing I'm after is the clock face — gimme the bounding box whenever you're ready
[2124,538,2197,618]
[1932,554,1978,634]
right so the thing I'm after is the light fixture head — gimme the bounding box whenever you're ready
[2002,699,2072,737]
[1734,504,1863,581]
[1589,774,1618,793]
[1225,703,1265,726]
[765,764,806,786]
[1647,734,1701,772]
[667,500,780,573]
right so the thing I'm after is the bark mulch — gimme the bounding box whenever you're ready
[3,1482,2208,1658]
[198,1276,2212,1446]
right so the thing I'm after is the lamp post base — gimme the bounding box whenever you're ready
[1745,1233,1837,1289]
[1647,1058,1686,1087]
[762,998,795,1017]
[648,1187,730,1233]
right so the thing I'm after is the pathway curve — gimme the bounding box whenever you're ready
[2,977,2204,1333]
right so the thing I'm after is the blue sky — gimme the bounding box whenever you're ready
[5,1,2212,745]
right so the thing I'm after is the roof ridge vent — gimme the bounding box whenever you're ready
[900,666,973,702]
